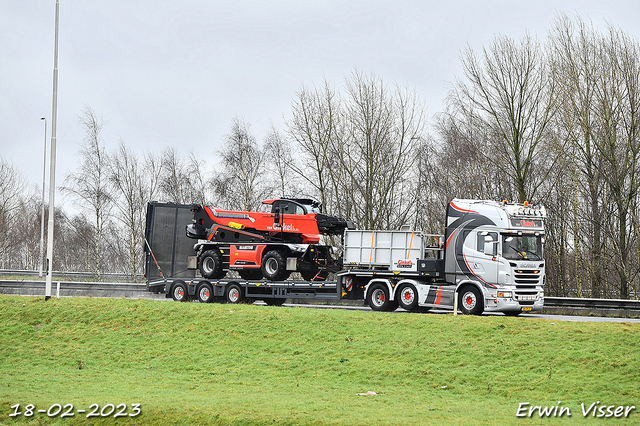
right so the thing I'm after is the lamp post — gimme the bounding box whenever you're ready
[39,117,47,278]
[45,0,59,301]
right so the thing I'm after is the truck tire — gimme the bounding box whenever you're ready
[367,283,395,312]
[225,283,244,304]
[239,269,263,281]
[196,282,214,303]
[458,285,483,315]
[261,250,290,281]
[199,250,225,279]
[397,284,419,311]
[171,281,188,302]
[264,298,286,306]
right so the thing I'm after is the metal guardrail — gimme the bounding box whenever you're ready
[0,269,133,280]
[0,279,159,299]
[544,296,640,311]
[1,279,639,312]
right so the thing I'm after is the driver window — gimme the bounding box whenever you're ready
[477,232,497,252]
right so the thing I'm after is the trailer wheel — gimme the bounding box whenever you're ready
[264,298,286,306]
[367,283,392,311]
[199,250,225,279]
[261,250,290,281]
[397,284,419,311]
[225,283,244,304]
[196,282,214,303]
[171,282,188,302]
[458,286,483,315]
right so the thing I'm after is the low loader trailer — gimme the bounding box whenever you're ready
[144,199,547,315]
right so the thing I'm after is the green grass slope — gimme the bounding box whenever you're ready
[1,295,638,425]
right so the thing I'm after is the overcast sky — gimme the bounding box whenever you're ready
[2,0,640,206]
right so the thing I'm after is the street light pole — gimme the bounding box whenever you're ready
[45,0,59,301]
[39,117,47,278]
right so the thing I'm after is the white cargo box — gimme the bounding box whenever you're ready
[343,230,424,271]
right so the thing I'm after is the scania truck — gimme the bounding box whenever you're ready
[144,199,546,315]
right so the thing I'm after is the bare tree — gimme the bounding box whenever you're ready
[143,150,163,203]
[339,69,426,229]
[428,104,515,203]
[287,78,342,215]
[453,33,558,203]
[158,147,209,204]
[159,147,190,204]
[0,157,27,269]
[109,140,161,280]
[186,151,209,205]
[55,209,93,272]
[212,116,268,211]
[549,15,607,297]
[61,106,113,279]
[264,123,298,198]
[591,25,640,299]
[11,195,37,270]
[287,71,427,228]
[412,135,448,233]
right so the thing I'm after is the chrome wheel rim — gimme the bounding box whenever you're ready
[199,287,210,301]
[401,287,415,305]
[372,288,386,308]
[228,288,240,303]
[174,286,184,300]
[202,257,213,274]
[264,258,278,275]
[462,291,477,310]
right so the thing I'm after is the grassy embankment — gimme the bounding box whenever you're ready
[1,295,639,425]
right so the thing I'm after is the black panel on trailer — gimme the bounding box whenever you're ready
[144,202,196,287]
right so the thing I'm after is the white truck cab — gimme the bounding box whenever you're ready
[344,199,547,315]
[444,199,546,315]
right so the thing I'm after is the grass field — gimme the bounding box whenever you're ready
[1,295,639,425]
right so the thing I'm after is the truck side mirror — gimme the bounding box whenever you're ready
[483,236,497,256]
[274,208,280,224]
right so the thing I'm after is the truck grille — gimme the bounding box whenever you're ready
[514,269,541,287]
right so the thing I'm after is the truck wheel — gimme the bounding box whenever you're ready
[264,298,286,306]
[397,284,419,311]
[171,282,188,302]
[239,269,263,281]
[199,250,225,279]
[225,283,244,304]
[196,282,214,303]
[261,250,290,281]
[367,283,392,311]
[458,286,483,315]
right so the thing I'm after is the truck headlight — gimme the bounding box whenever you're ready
[498,291,511,298]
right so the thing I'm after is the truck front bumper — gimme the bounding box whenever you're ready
[483,296,544,313]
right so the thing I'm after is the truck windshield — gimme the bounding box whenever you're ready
[502,234,543,261]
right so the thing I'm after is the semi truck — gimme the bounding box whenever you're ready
[144,199,546,315]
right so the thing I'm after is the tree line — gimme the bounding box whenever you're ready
[1,15,639,299]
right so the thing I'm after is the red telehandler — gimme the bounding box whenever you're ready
[186,198,354,281]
